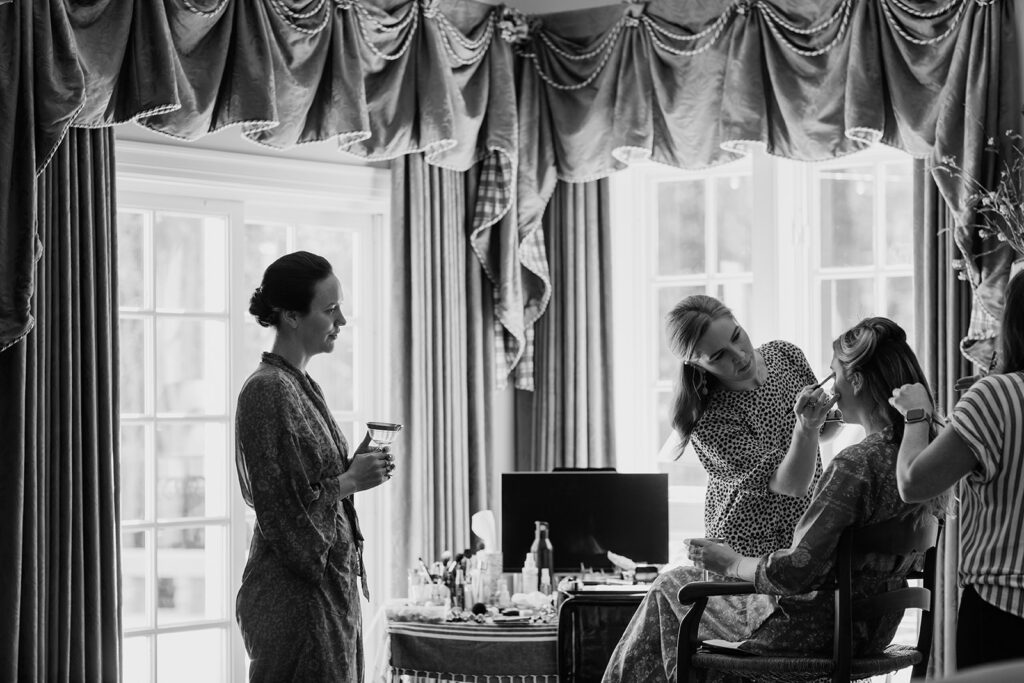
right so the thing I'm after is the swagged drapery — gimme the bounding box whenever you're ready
[0,0,1019,379]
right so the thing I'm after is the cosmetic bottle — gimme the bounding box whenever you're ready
[521,553,539,593]
[530,521,554,584]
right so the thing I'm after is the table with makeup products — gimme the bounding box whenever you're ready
[387,619,559,682]
[386,585,649,682]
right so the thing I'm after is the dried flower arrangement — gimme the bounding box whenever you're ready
[937,130,1024,262]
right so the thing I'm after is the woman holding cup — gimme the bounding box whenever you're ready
[235,251,396,682]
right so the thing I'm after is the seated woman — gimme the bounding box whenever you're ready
[689,317,943,659]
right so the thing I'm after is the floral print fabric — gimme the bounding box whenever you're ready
[742,426,932,656]
[603,340,815,682]
[602,567,774,682]
[234,352,367,682]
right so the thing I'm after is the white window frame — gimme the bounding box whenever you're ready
[116,141,391,683]
[609,144,915,473]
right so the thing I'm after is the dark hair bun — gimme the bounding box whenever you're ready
[248,251,333,329]
[248,287,279,328]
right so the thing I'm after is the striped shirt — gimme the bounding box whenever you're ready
[950,372,1024,618]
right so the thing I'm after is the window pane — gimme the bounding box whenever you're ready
[156,526,227,625]
[885,163,914,266]
[155,318,227,415]
[715,283,753,334]
[243,223,288,298]
[119,317,147,416]
[715,175,753,273]
[156,423,227,519]
[656,390,676,452]
[306,331,356,412]
[117,210,147,309]
[295,226,357,316]
[122,529,151,630]
[819,278,873,363]
[154,212,227,312]
[657,285,706,381]
[657,181,705,275]
[886,276,915,345]
[820,170,874,267]
[121,425,147,521]
[123,636,153,683]
[157,629,226,683]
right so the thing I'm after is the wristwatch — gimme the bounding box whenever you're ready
[904,408,930,424]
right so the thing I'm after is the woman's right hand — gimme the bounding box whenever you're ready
[793,385,838,433]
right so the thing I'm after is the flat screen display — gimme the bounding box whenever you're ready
[501,472,669,573]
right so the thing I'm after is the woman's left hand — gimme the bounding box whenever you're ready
[687,538,740,577]
[353,432,397,481]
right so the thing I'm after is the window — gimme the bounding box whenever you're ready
[610,146,916,556]
[116,143,390,682]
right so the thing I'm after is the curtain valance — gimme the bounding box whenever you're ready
[0,0,1018,375]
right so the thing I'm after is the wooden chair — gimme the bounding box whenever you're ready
[557,590,647,682]
[676,516,940,683]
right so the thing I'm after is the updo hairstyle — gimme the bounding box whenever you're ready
[248,251,333,328]
[832,316,932,443]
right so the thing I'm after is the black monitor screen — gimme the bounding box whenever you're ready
[501,472,669,573]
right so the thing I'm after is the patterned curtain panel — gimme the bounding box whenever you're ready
[0,0,1018,381]
[516,179,616,472]
[0,128,121,682]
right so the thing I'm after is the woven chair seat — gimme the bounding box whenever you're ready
[690,644,923,683]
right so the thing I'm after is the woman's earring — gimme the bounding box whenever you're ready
[690,366,708,396]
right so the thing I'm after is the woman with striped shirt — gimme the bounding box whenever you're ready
[890,270,1024,671]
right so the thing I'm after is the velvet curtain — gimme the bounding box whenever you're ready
[0,128,121,682]
[914,157,973,677]
[512,1,1019,360]
[515,179,616,472]
[1,0,1019,383]
[389,154,512,594]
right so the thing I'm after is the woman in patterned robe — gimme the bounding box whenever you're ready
[691,317,941,658]
[604,295,839,682]
[234,251,394,682]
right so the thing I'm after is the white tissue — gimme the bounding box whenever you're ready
[607,550,637,571]
[471,509,497,550]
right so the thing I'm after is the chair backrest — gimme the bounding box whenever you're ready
[833,515,940,682]
[556,591,646,682]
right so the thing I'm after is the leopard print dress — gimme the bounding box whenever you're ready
[602,340,820,683]
[692,339,821,557]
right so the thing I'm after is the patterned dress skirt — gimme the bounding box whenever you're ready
[602,566,774,683]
